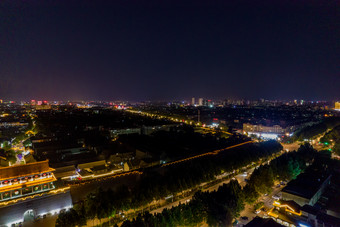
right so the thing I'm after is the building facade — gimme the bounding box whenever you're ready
[243,123,288,134]
[0,160,56,202]
[335,102,340,111]
[191,97,195,105]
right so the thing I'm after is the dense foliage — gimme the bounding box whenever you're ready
[121,180,243,227]
[56,142,318,227]
[56,141,283,226]
[243,143,316,204]
[119,143,317,227]
[118,126,249,159]
[292,117,340,141]
[320,125,340,155]
[35,109,173,138]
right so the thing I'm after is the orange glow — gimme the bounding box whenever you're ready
[0,187,70,206]
[268,207,279,218]
[273,201,302,216]
[0,176,56,193]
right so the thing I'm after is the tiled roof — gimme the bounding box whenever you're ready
[0,160,53,180]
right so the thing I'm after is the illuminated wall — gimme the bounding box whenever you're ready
[0,161,57,202]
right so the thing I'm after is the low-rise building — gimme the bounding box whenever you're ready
[281,171,331,206]
[269,200,340,227]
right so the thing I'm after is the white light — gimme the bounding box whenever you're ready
[248,132,278,140]
[299,224,310,227]
[6,219,23,227]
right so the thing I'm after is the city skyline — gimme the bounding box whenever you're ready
[0,0,339,101]
[1,1,340,226]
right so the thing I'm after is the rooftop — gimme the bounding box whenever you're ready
[0,160,54,181]
[282,169,331,199]
[245,217,283,227]
[316,213,340,226]
[301,204,319,215]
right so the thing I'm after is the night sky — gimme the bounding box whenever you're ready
[0,0,339,101]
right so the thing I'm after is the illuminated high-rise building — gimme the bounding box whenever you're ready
[191,97,195,105]
[198,98,203,106]
[335,102,340,111]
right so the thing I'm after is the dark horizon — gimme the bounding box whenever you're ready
[1,0,339,101]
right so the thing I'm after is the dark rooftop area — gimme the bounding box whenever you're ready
[282,169,331,199]
[301,204,319,216]
[245,217,283,227]
[316,213,340,226]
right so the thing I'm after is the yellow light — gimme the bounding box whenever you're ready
[0,187,70,206]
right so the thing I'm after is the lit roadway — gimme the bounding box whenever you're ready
[237,185,283,226]
[282,141,324,152]
[126,109,233,135]
[150,167,255,215]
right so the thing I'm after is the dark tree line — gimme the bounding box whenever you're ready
[243,143,317,204]
[320,125,340,155]
[120,143,318,227]
[56,141,283,226]
[121,180,243,227]
[292,117,340,141]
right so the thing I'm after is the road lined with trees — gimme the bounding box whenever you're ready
[117,143,318,227]
[55,140,283,226]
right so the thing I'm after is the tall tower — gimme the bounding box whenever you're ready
[198,98,203,106]
[335,102,340,111]
[191,97,195,106]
